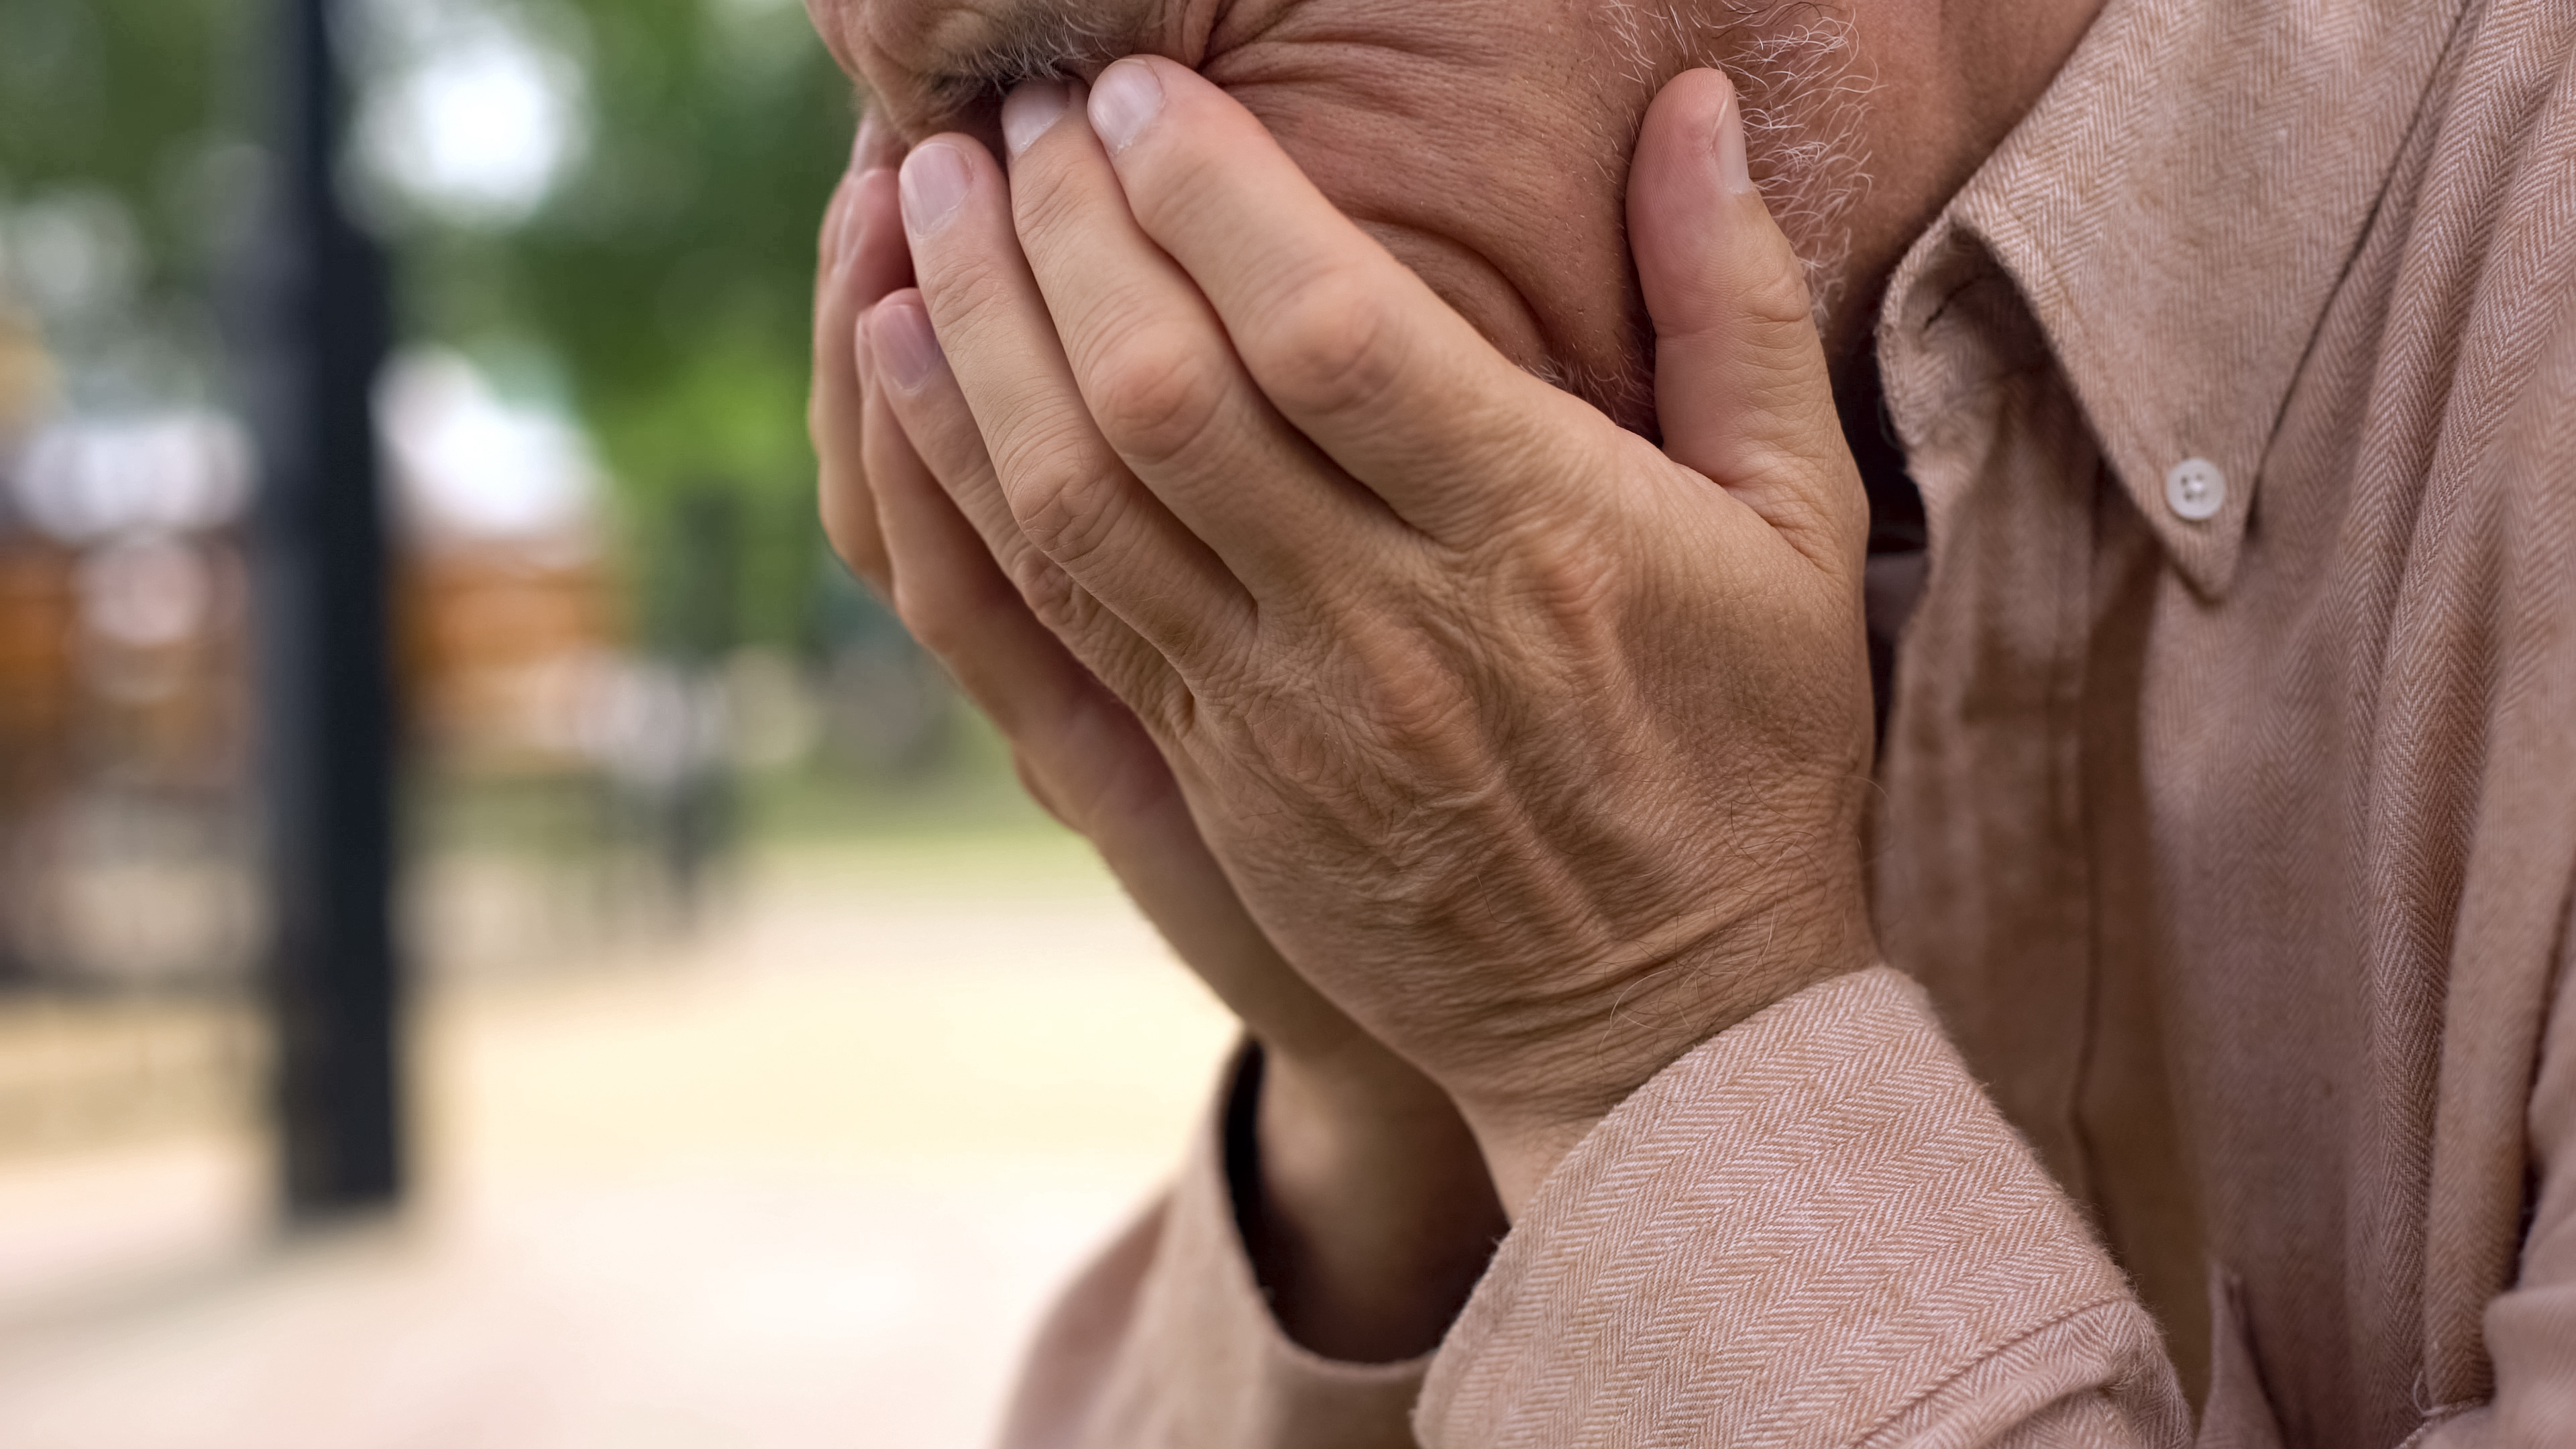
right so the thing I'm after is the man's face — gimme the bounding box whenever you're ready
[807,0,1669,427]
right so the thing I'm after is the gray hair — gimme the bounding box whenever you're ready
[1602,1,1876,331]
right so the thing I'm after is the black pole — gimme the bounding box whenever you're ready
[239,0,403,1217]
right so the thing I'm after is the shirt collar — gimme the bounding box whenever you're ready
[1886,0,2467,598]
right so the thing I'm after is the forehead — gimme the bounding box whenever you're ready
[816,0,1197,135]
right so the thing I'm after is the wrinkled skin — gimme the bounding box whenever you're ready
[803,0,2100,1361]
[811,0,1683,427]
[867,57,1873,1200]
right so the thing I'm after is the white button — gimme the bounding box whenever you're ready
[2164,458,2226,521]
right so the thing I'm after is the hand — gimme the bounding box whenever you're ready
[885,62,1878,1214]
[814,115,1501,1358]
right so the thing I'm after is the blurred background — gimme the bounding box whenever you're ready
[0,1,1235,1444]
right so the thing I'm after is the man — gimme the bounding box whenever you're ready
[800,0,2576,1442]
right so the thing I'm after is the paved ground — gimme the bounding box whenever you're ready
[0,832,1238,1448]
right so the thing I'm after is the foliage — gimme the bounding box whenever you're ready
[0,0,863,654]
[0,0,246,257]
[0,0,257,411]
[409,0,858,653]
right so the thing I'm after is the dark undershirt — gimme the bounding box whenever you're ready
[1839,352,1928,749]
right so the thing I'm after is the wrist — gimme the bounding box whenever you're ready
[1240,1042,1503,1362]
[1456,893,1878,1218]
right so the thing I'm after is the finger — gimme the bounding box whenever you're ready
[865,291,1191,733]
[1628,69,1864,570]
[859,298,1355,1055]
[1081,58,1601,537]
[898,133,1257,677]
[999,79,1393,595]
[813,111,911,309]
[862,292,1146,737]
[845,113,917,304]
[1010,747,1072,827]
[813,121,910,593]
[817,181,906,592]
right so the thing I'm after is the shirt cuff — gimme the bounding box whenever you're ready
[1415,965,2178,1448]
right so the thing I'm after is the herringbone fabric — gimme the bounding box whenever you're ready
[1412,970,2188,1448]
[992,0,2576,1442]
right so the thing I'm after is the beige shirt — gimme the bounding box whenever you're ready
[996,0,2576,1442]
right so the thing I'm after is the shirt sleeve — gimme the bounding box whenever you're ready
[992,1050,1430,1449]
[2418,943,2576,1447]
[2414,286,2576,1448]
[1000,954,2576,1444]
[998,968,2191,1449]
[1412,965,2192,1449]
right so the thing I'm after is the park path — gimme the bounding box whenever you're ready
[0,833,1236,1449]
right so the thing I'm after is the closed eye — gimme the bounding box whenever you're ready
[920,13,1130,114]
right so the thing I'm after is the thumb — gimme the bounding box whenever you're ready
[1628,68,1862,566]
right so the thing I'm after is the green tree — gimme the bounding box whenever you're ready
[403,0,857,655]
[0,0,254,407]
[2,0,859,652]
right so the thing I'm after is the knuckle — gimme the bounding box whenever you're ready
[1503,516,1620,622]
[889,572,965,656]
[1082,320,1227,470]
[1341,616,1472,755]
[1369,673,1473,757]
[1008,155,1090,246]
[918,250,1016,335]
[1002,543,1094,638]
[1246,267,1403,422]
[993,439,1126,572]
[1743,251,1820,335]
[1116,131,1227,237]
[887,554,1013,665]
[891,575,963,655]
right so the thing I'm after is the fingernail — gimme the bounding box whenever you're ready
[1715,88,1754,195]
[1002,80,1071,158]
[1088,59,1164,154]
[875,300,945,392]
[900,142,972,237]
